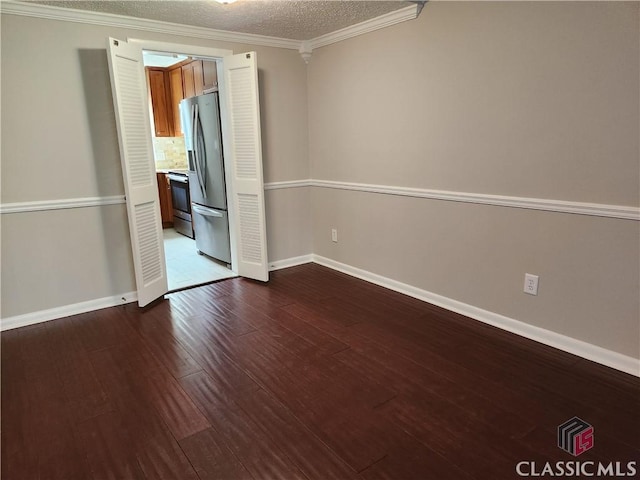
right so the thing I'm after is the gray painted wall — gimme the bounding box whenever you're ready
[307,2,640,358]
[2,2,638,362]
[1,14,311,317]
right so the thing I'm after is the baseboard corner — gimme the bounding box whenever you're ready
[311,255,640,377]
[268,254,314,271]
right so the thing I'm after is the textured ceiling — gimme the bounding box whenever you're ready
[25,1,413,40]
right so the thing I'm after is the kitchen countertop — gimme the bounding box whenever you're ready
[157,169,188,174]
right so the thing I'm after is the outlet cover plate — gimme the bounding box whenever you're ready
[524,273,539,295]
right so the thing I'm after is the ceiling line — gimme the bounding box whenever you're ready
[0,0,421,62]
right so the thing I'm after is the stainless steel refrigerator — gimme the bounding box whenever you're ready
[180,92,231,264]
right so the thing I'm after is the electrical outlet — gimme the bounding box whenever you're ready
[524,273,539,296]
[331,228,338,243]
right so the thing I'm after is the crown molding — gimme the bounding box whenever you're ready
[308,3,419,50]
[298,41,313,65]
[0,1,423,62]
[0,0,300,50]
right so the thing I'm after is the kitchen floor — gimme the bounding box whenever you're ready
[163,228,236,291]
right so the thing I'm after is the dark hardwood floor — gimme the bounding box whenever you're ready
[2,263,639,479]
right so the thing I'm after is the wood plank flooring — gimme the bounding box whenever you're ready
[2,263,639,479]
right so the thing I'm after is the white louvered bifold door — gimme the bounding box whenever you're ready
[222,52,269,282]
[106,37,168,306]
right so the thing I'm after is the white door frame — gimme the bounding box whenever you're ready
[128,39,243,276]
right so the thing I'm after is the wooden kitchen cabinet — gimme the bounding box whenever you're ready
[202,60,218,92]
[181,62,195,99]
[193,60,205,96]
[168,66,184,136]
[182,60,205,98]
[147,59,218,139]
[147,68,174,137]
[156,173,173,227]
[182,60,217,98]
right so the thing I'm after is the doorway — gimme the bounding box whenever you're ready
[108,37,269,306]
[143,50,236,291]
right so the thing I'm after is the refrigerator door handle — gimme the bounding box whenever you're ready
[196,104,209,197]
[188,103,197,170]
[193,104,206,197]
[192,203,224,218]
[189,103,197,152]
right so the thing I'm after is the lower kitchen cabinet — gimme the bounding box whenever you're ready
[157,172,173,227]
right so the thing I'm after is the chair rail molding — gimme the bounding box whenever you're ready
[0,196,126,214]
[264,179,640,221]
[4,183,637,221]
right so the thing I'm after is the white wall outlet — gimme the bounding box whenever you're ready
[524,273,539,296]
[331,228,338,242]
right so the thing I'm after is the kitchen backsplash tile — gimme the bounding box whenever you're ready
[153,136,187,170]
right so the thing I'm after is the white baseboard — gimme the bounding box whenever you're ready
[0,254,311,331]
[269,254,314,271]
[0,291,138,331]
[312,255,640,377]
[3,254,637,377]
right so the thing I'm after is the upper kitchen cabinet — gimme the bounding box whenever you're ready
[182,60,218,98]
[181,61,198,98]
[202,60,218,93]
[182,60,203,97]
[146,59,218,138]
[168,67,184,137]
[147,67,174,137]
